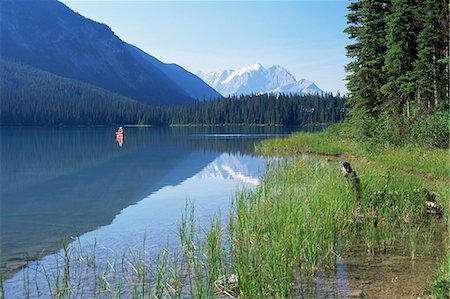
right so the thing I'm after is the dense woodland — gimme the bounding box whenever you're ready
[160,94,346,125]
[1,60,347,126]
[345,0,449,147]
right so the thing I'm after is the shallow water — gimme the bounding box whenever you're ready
[294,241,445,298]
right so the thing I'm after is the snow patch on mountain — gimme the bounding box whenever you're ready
[198,64,324,97]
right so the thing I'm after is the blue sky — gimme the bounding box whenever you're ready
[62,1,350,93]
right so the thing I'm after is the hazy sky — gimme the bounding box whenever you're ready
[62,1,350,93]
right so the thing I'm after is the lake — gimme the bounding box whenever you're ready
[1,125,442,298]
[0,125,307,296]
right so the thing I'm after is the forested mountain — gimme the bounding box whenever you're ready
[199,64,323,96]
[0,0,219,105]
[345,0,449,145]
[0,60,153,125]
[1,60,346,126]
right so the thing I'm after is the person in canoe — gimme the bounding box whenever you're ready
[115,126,125,147]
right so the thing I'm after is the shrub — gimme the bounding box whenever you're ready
[408,111,449,148]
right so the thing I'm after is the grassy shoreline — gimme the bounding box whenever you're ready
[2,125,448,298]
[257,124,449,297]
[257,124,448,181]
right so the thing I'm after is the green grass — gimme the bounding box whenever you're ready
[368,146,449,181]
[228,158,354,297]
[257,123,449,182]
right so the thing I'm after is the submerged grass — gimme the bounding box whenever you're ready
[3,123,448,298]
[229,158,354,297]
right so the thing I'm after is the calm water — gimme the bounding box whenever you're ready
[1,125,305,293]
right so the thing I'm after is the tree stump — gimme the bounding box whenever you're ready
[341,161,363,223]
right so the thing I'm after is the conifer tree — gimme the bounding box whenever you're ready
[345,0,390,136]
[358,0,390,117]
[344,0,364,111]
[344,0,449,144]
[381,0,420,122]
[414,0,449,116]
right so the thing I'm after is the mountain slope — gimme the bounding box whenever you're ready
[126,44,221,100]
[199,64,324,96]
[0,0,219,105]
[0,59,148,125]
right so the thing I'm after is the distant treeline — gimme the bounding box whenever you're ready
[156,94,346,125]
[1,60,347,126]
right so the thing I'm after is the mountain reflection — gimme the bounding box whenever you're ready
[197,154,261,186]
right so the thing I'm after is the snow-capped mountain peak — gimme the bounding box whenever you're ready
[199,64,324,97]
[239,63,263,73]
[222,63,264,84]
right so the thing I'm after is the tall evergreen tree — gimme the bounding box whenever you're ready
[345,0,390,137]
[358,0,390,117]
[344,0,364,111]
[381,0,420,122]
[413,0,449,116]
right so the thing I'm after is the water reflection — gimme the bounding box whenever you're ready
[0,126,301,277]
[3,151,267,298]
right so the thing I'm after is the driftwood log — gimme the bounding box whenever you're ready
[341,161,363,222]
